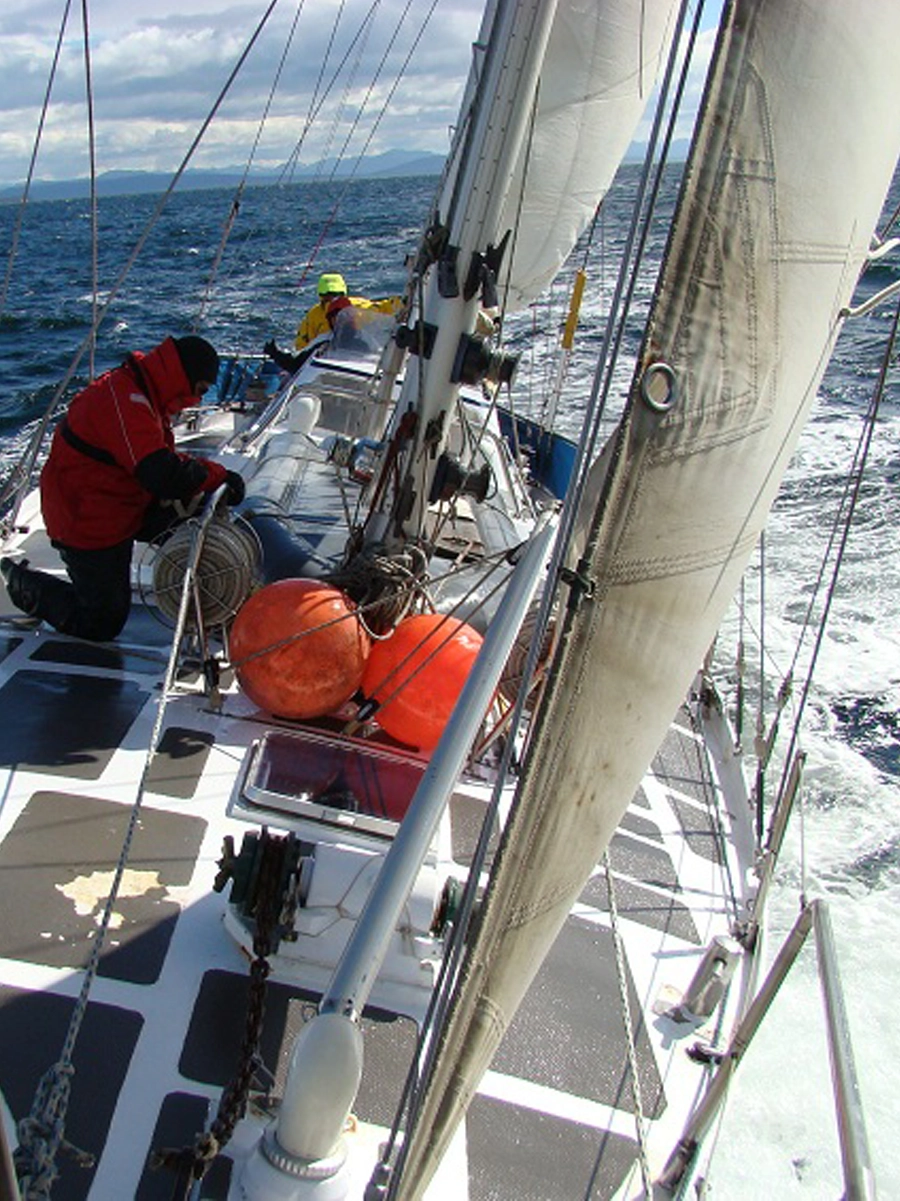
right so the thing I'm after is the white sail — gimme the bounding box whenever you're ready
[397,0,900,1191]
[499,0,679,311]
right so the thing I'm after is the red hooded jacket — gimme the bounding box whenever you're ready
[41,337,228,549]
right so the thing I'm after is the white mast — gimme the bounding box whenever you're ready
[366,0,560,547]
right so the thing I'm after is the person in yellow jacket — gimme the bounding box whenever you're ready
[264,272,402,372]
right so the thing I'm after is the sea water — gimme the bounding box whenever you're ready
[0,168,897,1197]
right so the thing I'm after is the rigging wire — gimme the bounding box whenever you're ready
[601,850,653,1196]
[536,0,704,601]
[196,0,311,328]
[14,496,236,1197]
[281,0,359,183]
[770,295,900,870]
[378,7,707,1191]
[0,0,74,325]
[296,0,441,289]
[0,0,282,528]
[295,1,376,193]
[80,0,99,380]
[198,0,437,325]
[190,0,358,321]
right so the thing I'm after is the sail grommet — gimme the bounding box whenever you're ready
[640,361,678,413]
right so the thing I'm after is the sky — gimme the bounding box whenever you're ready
[0,0,720,189]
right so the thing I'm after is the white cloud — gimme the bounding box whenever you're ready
[0,0,486,185]
[0,1,721,188]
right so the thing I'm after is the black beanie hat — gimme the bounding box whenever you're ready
[174,335,220,389]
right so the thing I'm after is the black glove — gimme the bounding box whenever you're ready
[264,339,303,374]
[224,470,245,506]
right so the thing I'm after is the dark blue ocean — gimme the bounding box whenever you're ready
[1,166,898,1193]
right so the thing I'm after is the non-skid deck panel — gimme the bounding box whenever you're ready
[608,831,680,892]
[491,914,665,1116]
[0,631,23,662]
[0,669,147,777]
[137,1092,232,1200]
[467,1094,637,1201]
[0,985,143,1201]
[0,791,206,982]
[180,971,418,1129]
[618,808,664,842]
[145,727,216,799]
[631,784,651,809]
[580,871,700,944]
[651,718,712,805]
[30,637,167,675]
[667,793,725,863]
[449,790,499,867]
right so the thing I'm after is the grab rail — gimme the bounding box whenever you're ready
[659,897,876,1199]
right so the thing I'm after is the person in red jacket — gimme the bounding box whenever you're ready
[1,335,244,641]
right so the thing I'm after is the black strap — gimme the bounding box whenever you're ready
[59,417,117,467]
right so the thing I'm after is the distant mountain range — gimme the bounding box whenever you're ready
[0,148,448,204]
[0,142,686,205]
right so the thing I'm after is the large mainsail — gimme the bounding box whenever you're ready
[397,0,900,1192]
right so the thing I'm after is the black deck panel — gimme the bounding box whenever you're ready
[0,631,23,662]
[651,721,711,804]
[467,1094,637,1201]
[0,669,147,778]
[31,637,167,675]
[631,784,651,809]
[580,872,700,944]
[618,808,663,842]
[0,791,206,982]
[492,915,665,1117]
[181,971,417,1128]
[607,831,680,892]
[145,727,216,799]
[0,985,143,1201]
[137,1092,232,1200]
[450,790,499,867]
[667,793,725,863]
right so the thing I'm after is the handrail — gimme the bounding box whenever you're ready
[813,901,877,1199]
[658,898,876,1199]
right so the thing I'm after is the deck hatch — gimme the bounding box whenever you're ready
[235,727,426,842]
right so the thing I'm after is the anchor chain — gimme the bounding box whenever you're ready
[152,828,292,1196]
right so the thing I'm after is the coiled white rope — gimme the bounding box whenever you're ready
[148,515,261,629]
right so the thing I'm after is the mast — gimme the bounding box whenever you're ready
[366,0,559,549]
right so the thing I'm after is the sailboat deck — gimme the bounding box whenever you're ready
[0,557,747,1199]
